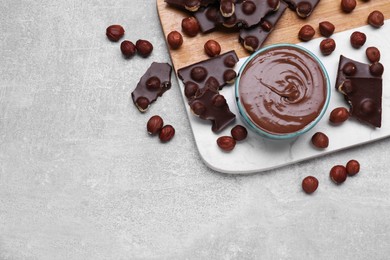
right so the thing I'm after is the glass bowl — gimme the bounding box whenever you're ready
[235,43,331,140]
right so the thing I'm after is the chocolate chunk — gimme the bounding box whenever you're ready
[131,62,172,112]
[188,78,236,132]
[336,55,383,128]
[339,77,382,128]
[177,50,239,97]
[283,0,319,18]
[335,55,382,91]
[239,1,287,52]
[165,0,218,12]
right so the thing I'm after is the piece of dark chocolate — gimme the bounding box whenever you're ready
[194,5,223,33]
[335,55,382,90]
[335,55,383,128]
[239,1,287,52]
[165,0,218,12]
[177,50,239,98]
[339,77,382,128]
[188,78,236,132]
[282,0,319,18]
[131,62,172,112]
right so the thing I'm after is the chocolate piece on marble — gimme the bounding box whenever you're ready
[131,62,172,112]
[188,78,236,132]
[339,77,382,128]
[335,55,382,90]
[164,0,218,12]
[282,0,319,18]
[239,1,287,52]
[177,50,239,95]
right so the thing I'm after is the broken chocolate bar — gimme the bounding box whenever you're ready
[177,50,239,98]
[335,55,383,128]
[239,1,287,52]
[131,62,172,112]
[188,77,236,132]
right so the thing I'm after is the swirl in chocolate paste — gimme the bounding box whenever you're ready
[239,46,327,134]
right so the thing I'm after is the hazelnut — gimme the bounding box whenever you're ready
[319,38,336,56]
[136,39,153,57]
[319,21,335,37]
[369,62,384,76]
[204,39,221,57]
[342,62,357,76]
[368,10,384,28]
[106,24,125,42]
[220,0,235,17]
[184,82,199,99]
[298,25,315,42]
[231,125,248,141]
[120,40,136,58]
[217,136,236,152]
[159,125,175,142]
[224,55,237,68]
[184,0,201,12]
[267,0,280,10]
[243,36,260,52]
[311,132,329,149]
[261,20,273,32]
[296,2,313,18]
[212,94,227,107]
[147,115,164,135]
[190,66,208,82]
[366,47,381,63]
[242,1,256,15]
[302,176,319,194]
[181,17,200,37]
[223,69,237,84]
[346,159,360,176]
[135,97,150,112]
[191,101,206,116]
[330,165,347,184]
[340,0,356,13]
[167,31,183,49]
[146,76,161,91]
[329,107,350,124]
[350,31,366,49]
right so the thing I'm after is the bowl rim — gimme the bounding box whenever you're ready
[235,43,331,140]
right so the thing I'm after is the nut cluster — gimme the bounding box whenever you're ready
[106,24,154,59]
[216,125,248,152]
[147,115,175,142]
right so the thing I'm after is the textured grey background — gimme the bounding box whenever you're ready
[1,0,390,259]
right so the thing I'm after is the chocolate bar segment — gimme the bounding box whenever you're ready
[131,62,172,112]
[282,0,319,18]
[177,50,239,95]
[188,78,236,132]
[239,1,287,52]
[335,55,384,128]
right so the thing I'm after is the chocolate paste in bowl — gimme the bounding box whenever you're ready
[238,45,327,135]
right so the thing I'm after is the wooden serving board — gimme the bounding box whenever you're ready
[157,0,389,71]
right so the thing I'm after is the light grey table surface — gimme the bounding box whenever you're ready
[1,0,390,259]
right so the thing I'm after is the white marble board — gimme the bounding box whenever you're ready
[177,21,390,174]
